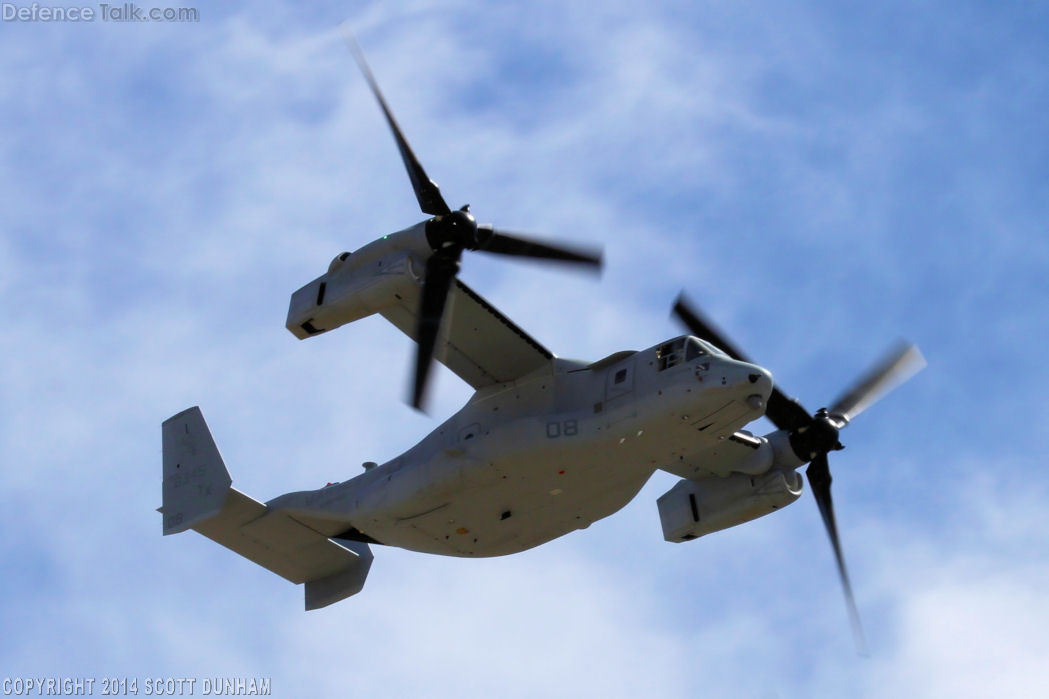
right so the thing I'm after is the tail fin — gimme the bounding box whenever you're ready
[160,406,374,609]
[162,407,232,535]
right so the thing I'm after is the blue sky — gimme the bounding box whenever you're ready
[2,1,1048,696]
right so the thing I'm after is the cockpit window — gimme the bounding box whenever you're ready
[704,341,728,358]
[658,337,712,370]
[656,338,686,371]
[685,338,707,362]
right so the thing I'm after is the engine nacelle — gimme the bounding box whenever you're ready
[286,224,431,339]
[657,469,803,543]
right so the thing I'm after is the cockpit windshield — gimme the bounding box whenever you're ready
[701,340,729,358]
[657,336,717,370]
[685,337,708,362]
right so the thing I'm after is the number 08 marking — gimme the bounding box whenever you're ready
[546,419,578,438]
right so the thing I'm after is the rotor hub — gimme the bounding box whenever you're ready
[789,409,843,462]
[426,209,480,250]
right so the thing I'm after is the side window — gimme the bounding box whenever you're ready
[605,358,635,401]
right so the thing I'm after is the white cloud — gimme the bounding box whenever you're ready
[2,2,1048,697]
[849,473,1049,698]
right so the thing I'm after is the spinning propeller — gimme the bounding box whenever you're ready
[673,294,925,653]
[347,38,602,410]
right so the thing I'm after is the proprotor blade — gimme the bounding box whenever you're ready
[411,251,461,410]
[672,293,810,432]
[806,454,868,655]
[478,227,603,270]
[765,391,816,434]
[672,293,752,362]
[345,33,451,217]
[828,342,926,424]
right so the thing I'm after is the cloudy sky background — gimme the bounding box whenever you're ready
[2,1,1048,696]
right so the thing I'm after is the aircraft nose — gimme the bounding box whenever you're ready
[741,365,773,409]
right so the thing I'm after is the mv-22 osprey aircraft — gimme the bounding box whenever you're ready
[160,40,923,647]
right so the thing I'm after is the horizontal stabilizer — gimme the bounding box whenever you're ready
[191,491,373,610]
[161,407,374,609]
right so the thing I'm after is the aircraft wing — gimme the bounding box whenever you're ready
[660,431,768,480]
[379,278,554,390]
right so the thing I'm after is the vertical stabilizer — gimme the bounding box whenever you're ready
[304,538,375,610]
[162,406,233,535]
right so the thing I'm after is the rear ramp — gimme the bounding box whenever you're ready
[161,407,373,610]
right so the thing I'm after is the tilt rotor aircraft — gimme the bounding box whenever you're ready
[160,39,924,650]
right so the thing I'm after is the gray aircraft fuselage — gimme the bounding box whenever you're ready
[269,338,773,557]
